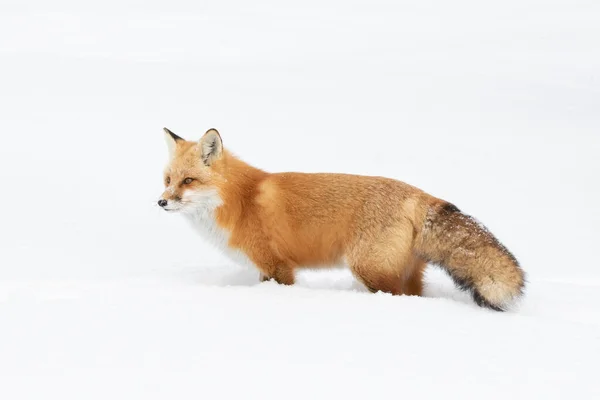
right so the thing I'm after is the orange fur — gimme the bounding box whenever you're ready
[159,128,525,311]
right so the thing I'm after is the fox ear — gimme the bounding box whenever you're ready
[199,128,223,166]
[163,127,183,159]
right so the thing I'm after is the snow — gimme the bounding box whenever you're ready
[1,0,600,398]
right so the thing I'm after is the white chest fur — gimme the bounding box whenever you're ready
[182,192,258,271]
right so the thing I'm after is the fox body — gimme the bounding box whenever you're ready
[158,128,525,311]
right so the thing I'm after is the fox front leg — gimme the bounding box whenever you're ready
[249,252,294,285]
[257,268,295,285]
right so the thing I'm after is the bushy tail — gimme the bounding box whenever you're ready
[417,202,525,311]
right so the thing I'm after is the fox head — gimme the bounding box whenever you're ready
[158,127,224,213]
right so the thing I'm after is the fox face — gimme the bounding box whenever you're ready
[158,128,224,213]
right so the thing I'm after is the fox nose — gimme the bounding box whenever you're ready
[158,199,168,207]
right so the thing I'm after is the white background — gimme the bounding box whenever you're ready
[1,1,599,399]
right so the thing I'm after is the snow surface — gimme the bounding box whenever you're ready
[1,0,600,398]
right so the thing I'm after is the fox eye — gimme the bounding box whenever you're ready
[183,177,194,185]
[165,177,171,185]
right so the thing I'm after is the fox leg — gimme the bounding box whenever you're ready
[243,243,295,285]
[258,268,295,285]
[255,260,295,285]
[272,267,295,285]
[347,251,405,295]
[346,229,415,295]
[403,257,427,296]
[349,262,404,294]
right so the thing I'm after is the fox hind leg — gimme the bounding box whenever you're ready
[349,262,404,295]
[349,256,424,297]
[346,225,415,296]
[403,257,426,297]
[345,220,428,297]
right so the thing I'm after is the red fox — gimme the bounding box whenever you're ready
[158,127,525,311]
